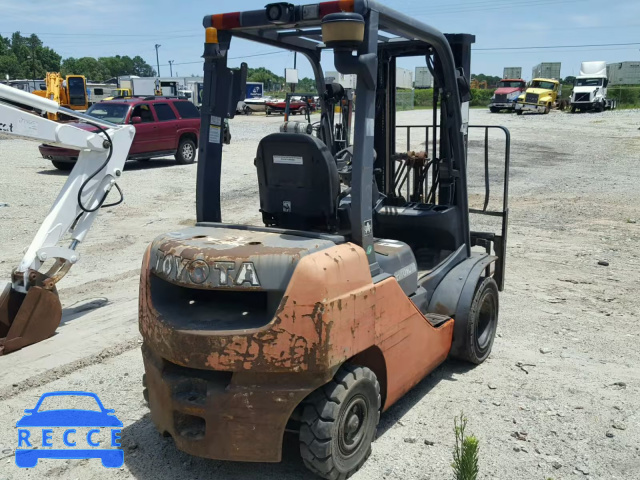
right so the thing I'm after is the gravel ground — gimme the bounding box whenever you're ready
[1,108,639,479]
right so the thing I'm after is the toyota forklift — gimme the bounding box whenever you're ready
[139,2,510,479]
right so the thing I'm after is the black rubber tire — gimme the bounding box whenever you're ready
[571,106,577,113]
[544,103,551,114]
[489,107,499,113]
[52,160,73,171]
[142,373,149,404]
[454,277,499,365]
[516,110,523,115]
[175,137,196,165]
[299,364,381,480]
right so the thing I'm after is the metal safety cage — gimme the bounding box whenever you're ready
[394,123,510,290]
[197,0,471,271]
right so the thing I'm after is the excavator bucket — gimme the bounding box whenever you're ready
[0,282,62,356]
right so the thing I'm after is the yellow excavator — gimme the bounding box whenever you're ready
[32,72,88,120]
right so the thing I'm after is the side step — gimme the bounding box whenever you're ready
[425,313,451,328]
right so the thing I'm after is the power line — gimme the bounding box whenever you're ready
[154,50,289,67]
[0,30,196,38]
[475,42,640,51]
[409,0,587,15]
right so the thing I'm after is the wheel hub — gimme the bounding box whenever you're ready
[338,395,368,457]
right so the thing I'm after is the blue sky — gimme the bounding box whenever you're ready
[1,0,638,80]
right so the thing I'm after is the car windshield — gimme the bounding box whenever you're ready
[35,394,102,412]
[531,81,556,90]
[498,81,525,88]
[86,103,130,124]
[576,78,603,86]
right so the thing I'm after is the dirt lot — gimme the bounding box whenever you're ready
[0,108,639,480]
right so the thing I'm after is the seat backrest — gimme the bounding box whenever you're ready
[256,133,340,231]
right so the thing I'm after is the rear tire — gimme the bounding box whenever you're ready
[175,137,196,165]
[452,277,499,365]
[51,161,73,171]
[299,364,381,480]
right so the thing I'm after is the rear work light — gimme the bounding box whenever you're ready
[302,1,354,19]
[210,11,241,30]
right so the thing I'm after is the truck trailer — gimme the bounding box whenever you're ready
[571,61,617,112]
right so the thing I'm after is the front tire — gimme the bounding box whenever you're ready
[51,160,73,171]
[300,364,381,480]
[175,137,196,165]
[544,103,550,114]
[489,107,499,113]
[452,277,499,365]
[516,110,523,115]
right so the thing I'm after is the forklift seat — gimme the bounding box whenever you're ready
[256,133,340,231]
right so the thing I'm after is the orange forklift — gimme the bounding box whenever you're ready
[139,2,510,478]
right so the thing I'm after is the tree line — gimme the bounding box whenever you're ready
[247,66,316,92]
[0,32,156,82]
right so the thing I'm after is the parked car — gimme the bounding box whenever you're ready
[39,96,202,170]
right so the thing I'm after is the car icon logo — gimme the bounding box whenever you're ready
[15,391,124,468]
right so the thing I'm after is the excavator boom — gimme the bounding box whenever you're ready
[0,83,135,354]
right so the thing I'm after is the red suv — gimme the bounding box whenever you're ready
[39,97,201,170]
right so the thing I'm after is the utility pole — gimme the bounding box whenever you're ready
[168,60,174,77]
[155,44,161,76]
[292,52,297,93]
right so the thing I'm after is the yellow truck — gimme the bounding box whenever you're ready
[105,87,132,100]
[515,78,560,115]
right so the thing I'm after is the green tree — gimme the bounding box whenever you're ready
[297,77,317,92]
[0,35,20,79]
[131,56,155,76]
[0,32,60,79]
[472,73,501,88]
[563,75,576,85]
[247,67,284,91]
[97,55,155,79]
[61,57,111,81]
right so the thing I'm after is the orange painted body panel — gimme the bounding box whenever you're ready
[140,240,453,461]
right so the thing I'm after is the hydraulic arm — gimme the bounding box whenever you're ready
[0,83,135,354]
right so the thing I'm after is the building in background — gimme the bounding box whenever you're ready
[396,67,413,89]
[532,62,561,80]
[414,67,433,88]
[606,62,640,85]
[503,67,522,79]
[325,71,357,89]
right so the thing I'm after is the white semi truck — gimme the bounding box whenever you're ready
[571,61,617,113]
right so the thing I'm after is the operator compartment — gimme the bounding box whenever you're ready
[146,226,337,333]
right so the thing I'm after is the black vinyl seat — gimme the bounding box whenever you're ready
[256,133,340,231]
